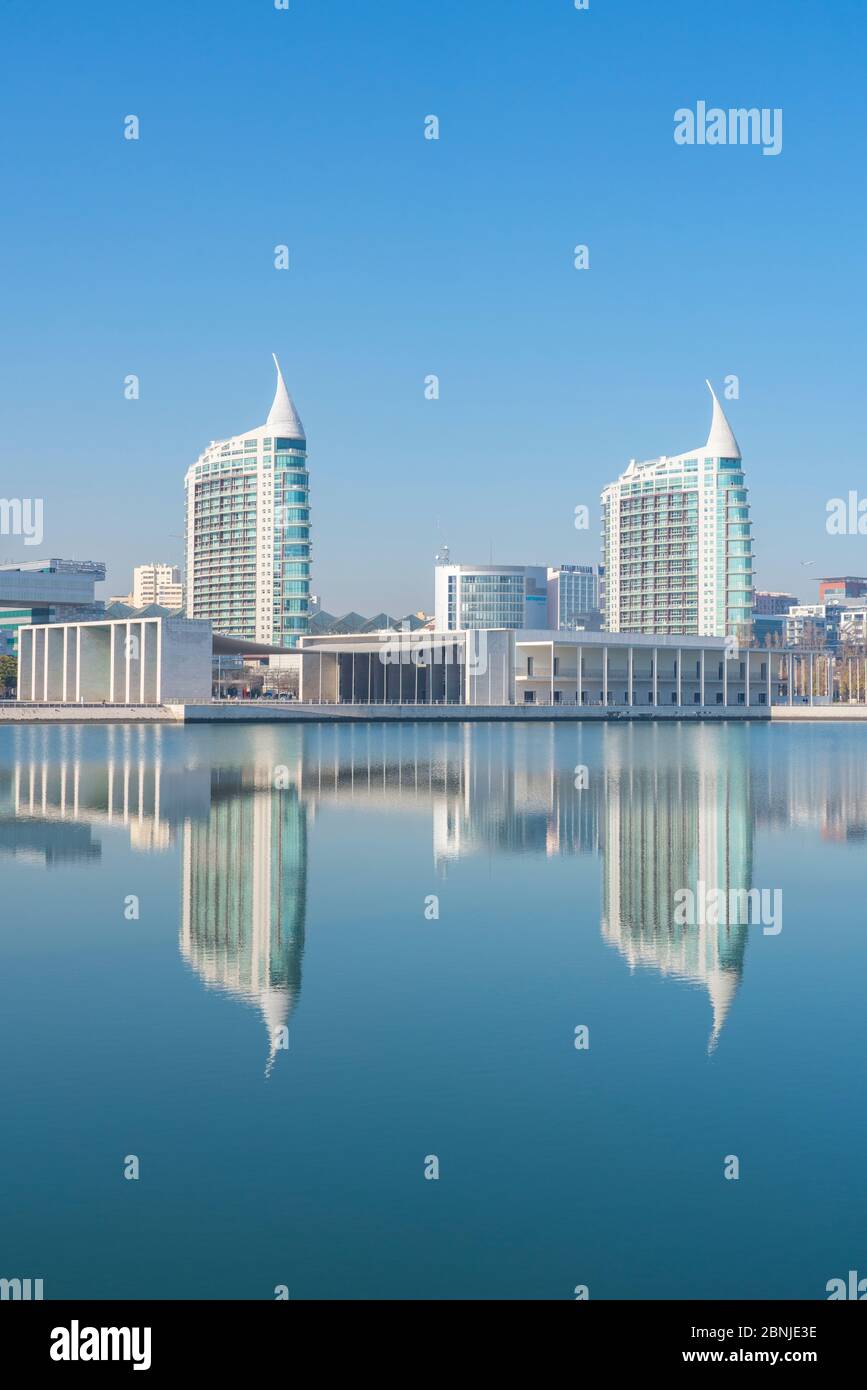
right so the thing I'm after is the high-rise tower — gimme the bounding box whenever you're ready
[602,383,752,641]
[185,357,311,647]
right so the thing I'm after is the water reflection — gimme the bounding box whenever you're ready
[600,734,751,1051]
[3,722,863,1059]
[180,769,306,1076]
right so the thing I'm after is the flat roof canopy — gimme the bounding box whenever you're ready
[212,632,297,657]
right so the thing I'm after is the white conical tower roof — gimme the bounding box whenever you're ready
[266,353,305,440]
[706,968,740,1054]
[704,379,740,459]
[261,985,292,1079]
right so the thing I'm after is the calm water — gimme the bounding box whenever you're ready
[1,719,865,1300]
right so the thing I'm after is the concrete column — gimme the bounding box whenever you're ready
[677,647,682,706]
[745,651,750,708]
[628,645,634,706]
[653,646,658,707]
[788,651,793,705]
[767,654,772,707]
[700,649,705,706]
[809,652,814,706]
[603,645,608,706]
[723,650,728,707]
[550,641,554,706]
[578,645,583,706]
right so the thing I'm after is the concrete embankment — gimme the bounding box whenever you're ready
[3,701,867,725]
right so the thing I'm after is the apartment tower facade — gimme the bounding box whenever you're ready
[602,382,752,641]
[185,358,310,647]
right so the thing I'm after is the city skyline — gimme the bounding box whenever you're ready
[3,1,867,614]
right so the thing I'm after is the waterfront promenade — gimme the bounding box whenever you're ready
[2,701,867,724]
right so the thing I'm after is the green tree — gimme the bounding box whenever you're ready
[0,653,18,694]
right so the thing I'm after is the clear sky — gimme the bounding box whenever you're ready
[2,0,866,614]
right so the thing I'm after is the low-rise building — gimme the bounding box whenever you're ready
[296,629,780,709]
[0,558,105,657]
[17,616,212,705]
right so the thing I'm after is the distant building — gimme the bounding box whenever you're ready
[0,558,105,657]
[752,614,787,647]
[754,590,797,616]
[785,604,841,650]
[110,563,183,609]
[818,576,867,602]
[434,564,548,630]
[547,565,604,630]
[602,382,752,641]
[838,607,867,648]
[308,609,429,636]
[185,356,310,648]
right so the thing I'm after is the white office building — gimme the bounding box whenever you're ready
[434,563,548,631]
[185,356,311,648]
[602,382,753,641]
[547,565,604,630]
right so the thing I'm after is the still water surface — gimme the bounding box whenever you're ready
[1,720,865,1299]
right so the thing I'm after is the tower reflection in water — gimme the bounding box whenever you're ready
[7,722,865,1057]
[180,769,306,1077]
[599,728,751,1052]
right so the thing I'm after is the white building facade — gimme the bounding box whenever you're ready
[602,383,753,642]
[132,563,183,610]
[185,357,310,648]
[434,564,548,631]
[296,628,784,710]
[17,616,212,705]
[547,564,604,630]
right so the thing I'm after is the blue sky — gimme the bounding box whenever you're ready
[2,0,866,613]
